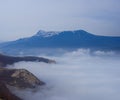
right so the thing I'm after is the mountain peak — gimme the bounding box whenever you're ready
[34,29,92,37]
[35,30,60,37]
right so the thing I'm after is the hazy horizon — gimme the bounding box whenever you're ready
[0,0,120,41]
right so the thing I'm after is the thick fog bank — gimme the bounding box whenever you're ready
[9,49,120,100]
[1,48,120,56]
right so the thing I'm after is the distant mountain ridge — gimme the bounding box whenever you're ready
[0,29,120,54]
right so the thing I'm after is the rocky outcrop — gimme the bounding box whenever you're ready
[0,53,56,67]
[0,53,50,99]
[0,67,45,100]
[0,67,45,89]
[0,82,22,100]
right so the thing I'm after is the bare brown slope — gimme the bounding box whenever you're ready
[0,82,22,100]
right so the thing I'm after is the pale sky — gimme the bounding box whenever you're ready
[0,0,120,41]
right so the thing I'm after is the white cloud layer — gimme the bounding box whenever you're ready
[8,49,120,100]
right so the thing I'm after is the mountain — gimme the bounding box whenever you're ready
[0,30,120,54]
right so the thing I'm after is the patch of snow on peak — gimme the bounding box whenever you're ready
[35,30,60,37]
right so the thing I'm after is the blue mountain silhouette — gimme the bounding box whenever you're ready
[0,30,120,53]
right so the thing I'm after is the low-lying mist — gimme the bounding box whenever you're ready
[8,49,120,100]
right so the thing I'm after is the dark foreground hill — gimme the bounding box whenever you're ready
[0,53,51,100]
[0,67,45,100]
[0,53,56,67]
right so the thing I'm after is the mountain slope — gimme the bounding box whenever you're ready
[0,30,120,54]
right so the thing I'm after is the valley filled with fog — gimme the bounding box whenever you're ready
[8,49,120,100]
